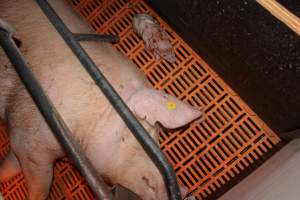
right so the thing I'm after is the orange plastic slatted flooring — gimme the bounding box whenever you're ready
[0,0,281,199]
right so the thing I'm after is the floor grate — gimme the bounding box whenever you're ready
[0,0,281,199]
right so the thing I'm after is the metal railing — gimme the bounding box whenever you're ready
[0,25,113,200]
[0,0,182,200]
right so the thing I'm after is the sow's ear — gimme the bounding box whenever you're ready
[128,88,204,129]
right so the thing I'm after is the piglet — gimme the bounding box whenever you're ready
[0,0,203,199]
[133,14,176,63]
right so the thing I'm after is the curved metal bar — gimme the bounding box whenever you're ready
[0,28,113,200]
[35,0,181,199]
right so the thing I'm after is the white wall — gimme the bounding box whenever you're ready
[220,139,300,200]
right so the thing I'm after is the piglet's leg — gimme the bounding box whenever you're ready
[18,154,54,200]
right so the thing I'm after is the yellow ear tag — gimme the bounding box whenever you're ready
[167,101,177,110]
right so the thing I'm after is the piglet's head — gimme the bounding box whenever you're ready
[128,88,204,130]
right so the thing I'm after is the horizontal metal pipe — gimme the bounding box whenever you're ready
[35,0,181,199]
[0,29,113,200]
[74,33,120,43]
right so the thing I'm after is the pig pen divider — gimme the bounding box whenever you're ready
[34,0,181,200]
[0,25,113,200]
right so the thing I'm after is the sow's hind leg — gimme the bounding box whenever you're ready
[17,150,54,200]
[7,92,63,200]
[9,125,59,200]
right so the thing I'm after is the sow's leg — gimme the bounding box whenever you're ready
[6,91,62,200]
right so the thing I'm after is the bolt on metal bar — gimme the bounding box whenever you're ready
[35,1,181,200]
[0,28,114,200]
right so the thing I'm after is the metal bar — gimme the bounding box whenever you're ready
[35,1,181,200]
[0,28,113,200]
[74,33,120,43]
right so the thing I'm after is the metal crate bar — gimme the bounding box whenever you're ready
[0,26,113,200]
[35,0,181,200]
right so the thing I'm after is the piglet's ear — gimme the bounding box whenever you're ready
[127,88,204,129]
